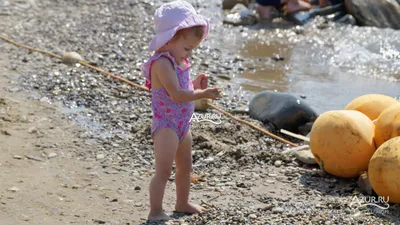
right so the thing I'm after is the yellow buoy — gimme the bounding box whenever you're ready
[368,137,400,204]
[310,110,376,178]
[344,94,398,120]
[375,103,400,147]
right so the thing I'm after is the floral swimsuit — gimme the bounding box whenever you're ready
[142,52,195,141]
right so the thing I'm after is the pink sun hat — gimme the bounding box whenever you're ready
[149,0,210,51]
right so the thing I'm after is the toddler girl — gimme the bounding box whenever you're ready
[141,0,221,221]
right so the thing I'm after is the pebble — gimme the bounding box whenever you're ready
[272,207,284,214]
[72,185,81,189]
[271,54,285,61]
[249,214,257,219]
[105,170,119,174]
[62,52,84,66]
[25,155,43,162]
[236,182,246,188]
[13,155,22,160]
[47,152,58,159]
[7,187,20,192]
[204,157,214,163]
[28,127,38,134]
[1,129,12,135]
[264,180,275,185]
[261,204,274,211]
[20,214,30,221]
[93,219,106,224]
[274,160,282,167]
[216,75,231,80]
[294,149,316,164]
[357,171,373,195]
[225,182,236,186]
[96,154,105,160]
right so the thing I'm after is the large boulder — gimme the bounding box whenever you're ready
[222,0,249,10]
[223,3,257,26]
[249,91,318,135]
[345,0,400,30]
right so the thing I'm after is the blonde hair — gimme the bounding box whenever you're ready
[174,26,205,40]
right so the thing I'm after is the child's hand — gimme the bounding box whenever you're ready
[203,87,221,100]
[199,74,208,89]
[192,74,208,90]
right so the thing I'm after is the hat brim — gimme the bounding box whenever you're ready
[149,15,210,51]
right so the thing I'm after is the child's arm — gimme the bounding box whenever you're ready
[153,58,217,102]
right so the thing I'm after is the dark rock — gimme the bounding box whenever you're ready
[271,54,284,61]
[222,0,249,10]
[345,0,400,29]
[249,91,318,135]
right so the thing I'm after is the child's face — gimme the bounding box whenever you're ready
[166,30,202,64]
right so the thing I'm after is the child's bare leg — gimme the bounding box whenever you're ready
[318,0,331,7]
[148,128,179,221]
[256,4,273,21]
[174,130,205,214]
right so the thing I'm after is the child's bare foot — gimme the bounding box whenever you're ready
[175,202,206,214]
[148,211,171,221]
[286,0,312,14]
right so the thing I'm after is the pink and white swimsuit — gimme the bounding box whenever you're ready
[142,52,195,141]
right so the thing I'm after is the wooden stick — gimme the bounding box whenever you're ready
[280,129,310,142]
[0,34,62,59]
[281,145,309,154]
[208,103,298,147]
[80,61,149,92]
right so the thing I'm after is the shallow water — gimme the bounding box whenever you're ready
[209,17,400,114]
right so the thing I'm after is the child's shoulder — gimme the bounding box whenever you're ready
[150,54,176,72]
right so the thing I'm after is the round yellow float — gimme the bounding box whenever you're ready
[344,94,398,120]
[368,137,400,204]
[310,110,376,178]
[374,103,400,147]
